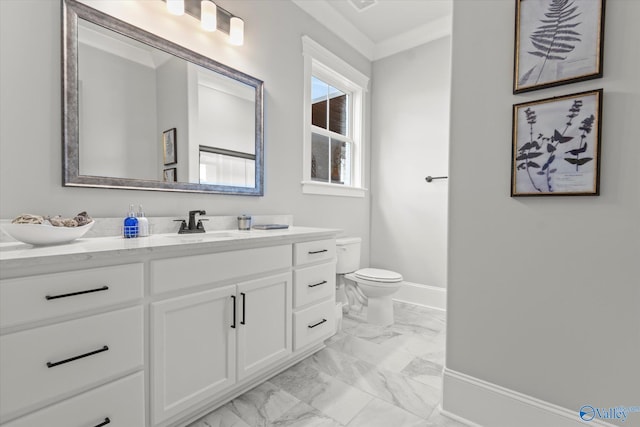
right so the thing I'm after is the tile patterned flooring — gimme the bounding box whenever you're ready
[189,302,467,427]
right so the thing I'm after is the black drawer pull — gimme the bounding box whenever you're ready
[240,292,246,325]
[46,345,109,368]
[308,280,327,288]
[93,417,111,427]
[231,295,236,329]
[308,318,327,329]
[308,249,328,254]
[45,285,109,300]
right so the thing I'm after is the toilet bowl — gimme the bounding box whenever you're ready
[336,238,403,326]
[345,268,403,326]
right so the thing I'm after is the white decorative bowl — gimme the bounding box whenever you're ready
[2,221,95,246]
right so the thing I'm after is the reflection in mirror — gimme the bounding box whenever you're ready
[63,0,263,195]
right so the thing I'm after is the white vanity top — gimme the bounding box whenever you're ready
[0,227,340,271]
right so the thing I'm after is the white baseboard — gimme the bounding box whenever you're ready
[442,368,620,427]
[439,405,483,427]
[393,281,446,311]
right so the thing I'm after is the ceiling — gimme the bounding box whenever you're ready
[291,0,452,61]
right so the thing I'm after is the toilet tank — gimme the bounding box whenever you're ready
[336,237,361,274]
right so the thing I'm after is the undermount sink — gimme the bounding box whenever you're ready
[158,231,242,242]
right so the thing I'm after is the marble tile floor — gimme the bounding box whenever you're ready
[188,302,467,427]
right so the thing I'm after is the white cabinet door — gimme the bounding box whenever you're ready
[151,285,236,424]
[236,272,292,380]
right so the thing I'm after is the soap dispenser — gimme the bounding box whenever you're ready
[123,204,139,238]
[137,205,149,237]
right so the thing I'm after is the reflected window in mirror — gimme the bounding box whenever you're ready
[199,146,255,187]
[301,36,369,198]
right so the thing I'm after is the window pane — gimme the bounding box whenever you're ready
[328,86,347,136]
[199,151,255,187]
[311,132,330,182]
[330,140,351,185]
[311,77,328,129]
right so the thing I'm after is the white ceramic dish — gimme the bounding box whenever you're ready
[2,221,94,246]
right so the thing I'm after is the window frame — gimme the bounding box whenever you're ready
[302,36,369,197]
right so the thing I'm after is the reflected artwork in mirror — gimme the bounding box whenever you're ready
[63,0,264,195]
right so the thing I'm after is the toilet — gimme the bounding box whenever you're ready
[336,237,403,326]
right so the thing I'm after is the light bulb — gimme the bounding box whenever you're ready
[201,1,217,32]
[229,16,244,46]
[167,0,184,16]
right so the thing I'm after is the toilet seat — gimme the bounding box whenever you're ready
[353,268,403,284]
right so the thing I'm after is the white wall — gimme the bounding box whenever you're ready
[0,0,372,263]
[156,57,189,182]
[446,0,640,424]
[79,44,158,180]
[370,38,451,288]
[197,83,255,154]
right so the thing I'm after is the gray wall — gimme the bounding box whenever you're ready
[0,0,372,263]
[446,0,640,420]
[371,38,451,287]
[156,57,189,183]
[79,43,158,180]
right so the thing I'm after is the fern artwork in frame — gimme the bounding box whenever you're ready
[511,89,602,197]
[514,0,606,94]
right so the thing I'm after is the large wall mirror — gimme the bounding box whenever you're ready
[63,0,264,195]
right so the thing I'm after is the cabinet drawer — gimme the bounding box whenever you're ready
[293,262,335,308]
[293,239,336,266]
[293,299,335,351]
[0,306,143,420]
[0,264,143,330]
[151,245,292,294]
[3,372,145,427]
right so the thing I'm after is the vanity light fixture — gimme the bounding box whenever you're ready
[229,16,244,46]
[166,0,185,16]
[200,0,217,32]
[162,0,244,45]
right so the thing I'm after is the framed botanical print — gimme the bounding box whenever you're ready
[511,89,603,196]
[163,128,177,165]
[513,0,606,94]
[163,167,177,182]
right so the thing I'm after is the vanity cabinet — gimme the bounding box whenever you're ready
[0,263,143,330]
[151,285,237,424]
[236,272,292,380]
[0,266,144,426]
[3,372,145,427]
[292,239,336,351]
[150,248,293,425]
[293,238,336,266]
[0,228,337,427]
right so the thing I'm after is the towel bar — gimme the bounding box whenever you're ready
[425,176,448,182]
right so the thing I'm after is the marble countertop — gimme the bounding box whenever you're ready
[0,226,341,270]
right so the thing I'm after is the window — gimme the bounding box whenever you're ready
[199,146,255,188]
[302,36,369,197]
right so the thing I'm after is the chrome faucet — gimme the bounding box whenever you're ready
[175,210,207,234]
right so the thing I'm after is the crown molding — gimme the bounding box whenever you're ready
[291,0,374,59]
[373,15,452,61]
[291,0,451,62]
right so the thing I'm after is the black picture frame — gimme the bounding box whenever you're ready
[511,89,603,196]
[163,167,177,182]
[163,128,177,165]
[513,0,606,94]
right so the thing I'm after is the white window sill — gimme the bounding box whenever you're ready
[301,181,367,198]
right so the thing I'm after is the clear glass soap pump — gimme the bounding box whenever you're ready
[137,205,149,237]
